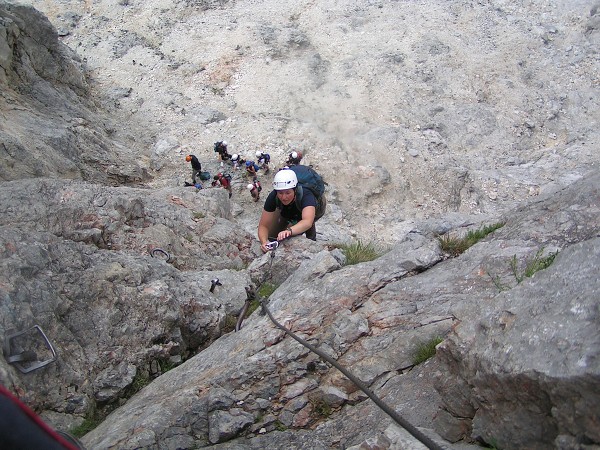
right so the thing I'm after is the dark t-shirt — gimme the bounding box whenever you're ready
[190,156,201,171]
[264,188,317,223]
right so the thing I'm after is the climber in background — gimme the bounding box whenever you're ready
[214,141,231,162]
[286,150,302,166]
[256,150,271,173]
[231,154,246,171]
[186,154,202,184]
[247,177,262,202]
[245,160,260,177]
[212,172,233,198]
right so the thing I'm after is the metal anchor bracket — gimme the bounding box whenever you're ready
[3,325,57,374]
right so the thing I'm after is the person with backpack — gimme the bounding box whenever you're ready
[186,154,202,184]
[212,172,233,198]
[214,141,231,161]
[256,150,271,172]
[257,167,326,251]
[231,154,241,170]
[247,176,262,202]
[245,160,260,177]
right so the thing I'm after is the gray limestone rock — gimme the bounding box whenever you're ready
[435,237,600,449]
[1,1,600,449]
[0,3,150,185]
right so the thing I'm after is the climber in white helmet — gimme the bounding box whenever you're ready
[257,168,317,252]
[255,150,271,172]
[230,153,245,170]
[246,179,258,202]
[286,150,302,166]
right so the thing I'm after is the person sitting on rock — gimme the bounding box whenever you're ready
[231,153,240,170]
[212,172,233,198]
[231,154,247,170]
[186,154,202,184]
[257,169,317,252]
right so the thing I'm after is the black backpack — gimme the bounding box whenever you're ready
[289,165,325,197]
[276,165,326,220]
[214,141,226,153]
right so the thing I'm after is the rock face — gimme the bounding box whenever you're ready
[0,2,148,184]
[436,238,600,450]
[433,172,600,448]
[80,173,599,449]
[15,0,600,242]
[0,178,259,270]
[0,176,267,422]
[0,1,599,450]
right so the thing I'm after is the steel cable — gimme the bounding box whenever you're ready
[244,242,447,449]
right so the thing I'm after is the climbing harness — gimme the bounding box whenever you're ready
[150,247,171,263]
[3,325,57,374]
[239,241,447,450]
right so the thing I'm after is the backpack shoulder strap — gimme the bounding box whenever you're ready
[295,185,304,210]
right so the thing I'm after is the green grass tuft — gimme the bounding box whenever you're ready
[310,398,332,418]
[273,420,287,431]
[337,240,382,265]
[159,359,177,373]
[412,336,444,365]
[257,282,277,299]
[130,371,150,394]
[488,272,510,292]
[511,248,558,283]
[438,223,504,257]
[247,298,261,316]
[70,416,101,438]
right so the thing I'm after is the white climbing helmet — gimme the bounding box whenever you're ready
[222,140,227,146]
[290,151,298,159]
[256,150,263,157]
[231,154,239,161]
[247,184,254,190]
[272,169,298,190]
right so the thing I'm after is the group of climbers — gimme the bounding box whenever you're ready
[185,143,325,247]
[185,143,286,197]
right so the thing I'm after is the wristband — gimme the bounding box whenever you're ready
[286,227,293,235]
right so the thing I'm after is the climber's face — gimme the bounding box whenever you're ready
[276,189,295,206]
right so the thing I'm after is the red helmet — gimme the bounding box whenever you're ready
[185,155,192,162]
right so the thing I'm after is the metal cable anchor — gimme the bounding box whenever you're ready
[3,325,57,374]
